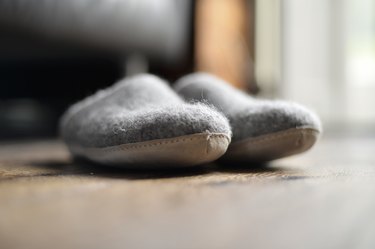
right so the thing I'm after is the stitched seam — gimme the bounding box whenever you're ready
[82,134,230,153]
[231,129,319,147]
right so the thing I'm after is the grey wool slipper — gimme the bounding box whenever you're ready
[174,73,322,162]
[60,74,231,168]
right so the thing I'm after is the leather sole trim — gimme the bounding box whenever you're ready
[222,127,320,163]
[70,133,231,168]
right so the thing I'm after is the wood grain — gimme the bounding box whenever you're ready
[1,135,375,249]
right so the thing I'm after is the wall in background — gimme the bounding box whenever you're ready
[256,0,375,129]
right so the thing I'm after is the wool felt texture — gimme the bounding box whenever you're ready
[60,74,232,149]
[174,73,322,144]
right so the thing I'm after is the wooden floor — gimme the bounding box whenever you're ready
[1,133,375,249]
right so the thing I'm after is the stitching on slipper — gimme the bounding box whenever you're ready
[230,128,319,147]
[82,133,230,153]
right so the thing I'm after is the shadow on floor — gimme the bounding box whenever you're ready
[27,158,292,180]
[29,159,217,180]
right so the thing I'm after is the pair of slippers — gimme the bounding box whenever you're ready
[60,73,321,168]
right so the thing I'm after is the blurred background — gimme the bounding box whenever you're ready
[0,0,374,139]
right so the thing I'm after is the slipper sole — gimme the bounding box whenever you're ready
[221,127,320,163]
[70,133,231,168]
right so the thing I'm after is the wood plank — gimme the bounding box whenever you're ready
[1,135,375,249]
[195,0,256,91]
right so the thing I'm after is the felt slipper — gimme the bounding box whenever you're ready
[60,74,231,167]
[174,73,322,162]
